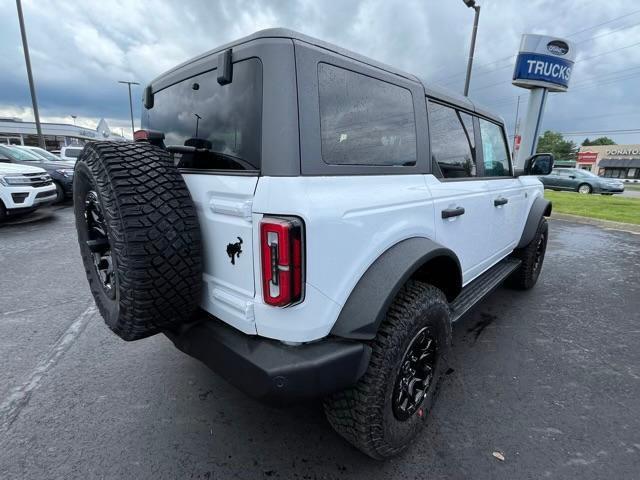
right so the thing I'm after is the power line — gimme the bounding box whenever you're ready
[455,32,640,90]
[431,8,640,85]
[565,9,640,37]
[481,63,640,105]
[559,129,640,136]
[469,40,640,93]
[575,20,640,44]
[433,55,515,83]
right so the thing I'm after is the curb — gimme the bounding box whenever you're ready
[550,212,640,234]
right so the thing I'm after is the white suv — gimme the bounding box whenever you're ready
[0,162,57,220]
[71,29,554,459]
[59,145,84,162]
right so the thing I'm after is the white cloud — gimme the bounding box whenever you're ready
[0,0,638,143]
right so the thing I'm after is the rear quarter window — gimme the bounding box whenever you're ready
[318,63,417,167]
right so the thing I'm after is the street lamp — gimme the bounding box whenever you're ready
[117,80,140,138]
[16,0,45,148]
[71,115,77,125]
[462,0,481,97]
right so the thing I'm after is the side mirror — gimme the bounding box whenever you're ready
[516,153,554,176]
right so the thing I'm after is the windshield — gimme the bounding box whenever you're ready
[142,58,262,171]
[6,146,42,161]
[30,147,61,161]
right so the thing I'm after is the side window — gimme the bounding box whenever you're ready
[427,101,476,178]
[478,118,511,177]
[318,63,417,166]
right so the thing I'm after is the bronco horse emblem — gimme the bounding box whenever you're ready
[226,237,243,265]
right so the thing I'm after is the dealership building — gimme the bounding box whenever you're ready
[0,117,126,151]
[576,144,640,181]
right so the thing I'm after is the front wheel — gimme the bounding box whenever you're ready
[324,281,451,459]
[577,183,592,194]
[508,218,548,290]
[53,181,65,203]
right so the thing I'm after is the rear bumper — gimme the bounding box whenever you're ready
[165,315,371,405]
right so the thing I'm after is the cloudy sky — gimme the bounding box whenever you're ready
[1,0,639,143]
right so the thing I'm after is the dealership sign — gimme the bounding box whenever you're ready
[513,34,576,92]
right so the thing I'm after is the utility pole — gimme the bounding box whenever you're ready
[118,80,139,138]
[462,0,481,97]
[16,0,45,148]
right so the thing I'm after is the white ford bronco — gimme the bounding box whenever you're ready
[73,29,554,459]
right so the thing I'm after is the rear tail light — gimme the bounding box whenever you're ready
[260,216,304,307]
[133,129,149,141]
[133,129,166,147]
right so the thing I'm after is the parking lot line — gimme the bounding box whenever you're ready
[0,301,96,433]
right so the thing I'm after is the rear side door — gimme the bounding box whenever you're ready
[478,117,527,260]
[425,100,493,284]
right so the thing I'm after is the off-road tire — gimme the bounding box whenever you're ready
[508,217,548,290]
[73,142,202,341]
[324,281,451,459]
[0,200,6,221]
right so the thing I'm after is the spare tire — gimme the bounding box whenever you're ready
[73,142,202,341]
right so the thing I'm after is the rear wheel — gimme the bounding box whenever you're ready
[74,142,202,341]
[324,281,451,459]
[577,183,592,194]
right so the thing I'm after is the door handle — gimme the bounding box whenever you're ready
[494,197,509,207]
[441,206,465,219]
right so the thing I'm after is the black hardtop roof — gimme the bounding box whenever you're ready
[151,28,503,124]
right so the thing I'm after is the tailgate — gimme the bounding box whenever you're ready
[182,173,258,334]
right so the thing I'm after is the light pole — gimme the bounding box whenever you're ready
[194,113,202,137]
[16,0,45,148]
[462,0,481,97]
[118,80,139,138]
[71,115,77,125]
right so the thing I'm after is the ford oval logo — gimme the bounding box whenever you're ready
[547,40,569,56]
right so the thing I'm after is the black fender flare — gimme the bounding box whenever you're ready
[330,237,462,340]
[517,196,552,249]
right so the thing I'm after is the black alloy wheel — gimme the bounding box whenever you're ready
[393,326,438,421]
[532,229,547,275]
[83,190,116,299]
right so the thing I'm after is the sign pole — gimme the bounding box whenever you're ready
[516,87,548,168]
[511,34,575,169]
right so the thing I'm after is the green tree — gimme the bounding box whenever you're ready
[582,137,616,146]
[536,130,577,161]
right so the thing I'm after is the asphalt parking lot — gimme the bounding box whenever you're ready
[1,204,639,480]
